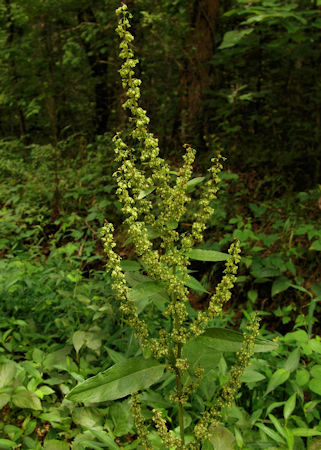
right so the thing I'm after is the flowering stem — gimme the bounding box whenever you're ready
[175,342,185,446]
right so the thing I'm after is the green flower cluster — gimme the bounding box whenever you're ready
[101,4,261,448]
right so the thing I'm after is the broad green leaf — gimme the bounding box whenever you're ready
[0,439,16,449]
[128,280,166,313]
[187,248,230,262]
[72,407,104,428]
[284,393,296,421]
[36,385,55,396]
[140,391,172,409]
[12,387,42,410]
[265,369,290,396]
[296,368,309,386]
[0,362,16,388]
[43,346,72,370]
[90,430,120,449]
[39,409,62,423]
[3,424,23,441]
[106,347,127,364]
[309,378,321,396]
[219,29,253,49]
[255,423,285,445]
[283,348,300,372]
[0,393,10,409]
[272,277,291,297]
[283,329,308,344]
[43,440,69,450]
[208,424,235,449]
[128,281,165,302]
[241,368,265,383]
[310,239,321,251]
[310,365,321,378]
[67,357,165,403]
[183,339,221,372]
[83,332,102,353]
[75,440,103,450]
[110,399,134,436]
[202,328,278,352]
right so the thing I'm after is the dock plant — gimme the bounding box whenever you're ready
[66,5,274,449]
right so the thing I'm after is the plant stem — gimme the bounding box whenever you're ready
[175,342,185,446]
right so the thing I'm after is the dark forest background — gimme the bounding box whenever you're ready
[1,0,320,195]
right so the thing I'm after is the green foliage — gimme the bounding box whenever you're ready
[210,0,321,186]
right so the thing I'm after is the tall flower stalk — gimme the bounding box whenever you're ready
[99,4,260,448]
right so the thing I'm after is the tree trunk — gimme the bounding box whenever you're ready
[180,0,220,145]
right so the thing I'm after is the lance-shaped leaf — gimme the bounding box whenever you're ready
[200,328,278,352]
[187,248,231,262]
[66,357,165,404]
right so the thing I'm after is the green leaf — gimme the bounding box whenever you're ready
[66,357,165,404]
[283,348,300,372]
[0,393,10,409]
[137,186,155,200]
[271,277,291,297]
[0,439,17,449]
[90,430,120,449]
[202,328,278,352]
[110,399,134,436]
[106,347,127,364]
[208,424,235,449]
[309,378,321,396]
[184,274,209,293]
[73,331,86,354]
[12,387,42,410]
[268,414,287,439]
[128,281,165,301]
[219,29,253,49]
[265,369,290,396]
[183,339,221,372]
[310,365,321,378]
[241,368,265,383]
[296,368,309,386]
[248,290,258,303]
[255,423,285,445]
[3,424,23,441]
[0,362,16,388]
[43,346,72,370]
[72,407,104,428]
[187,248,231,262]
[43,440,69,450]
[292,428,321,437]
[310,239,321,251]
[284,393,296,421]
[128,281,166,313]
[186,177,205,191]
[120,260,141,272]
